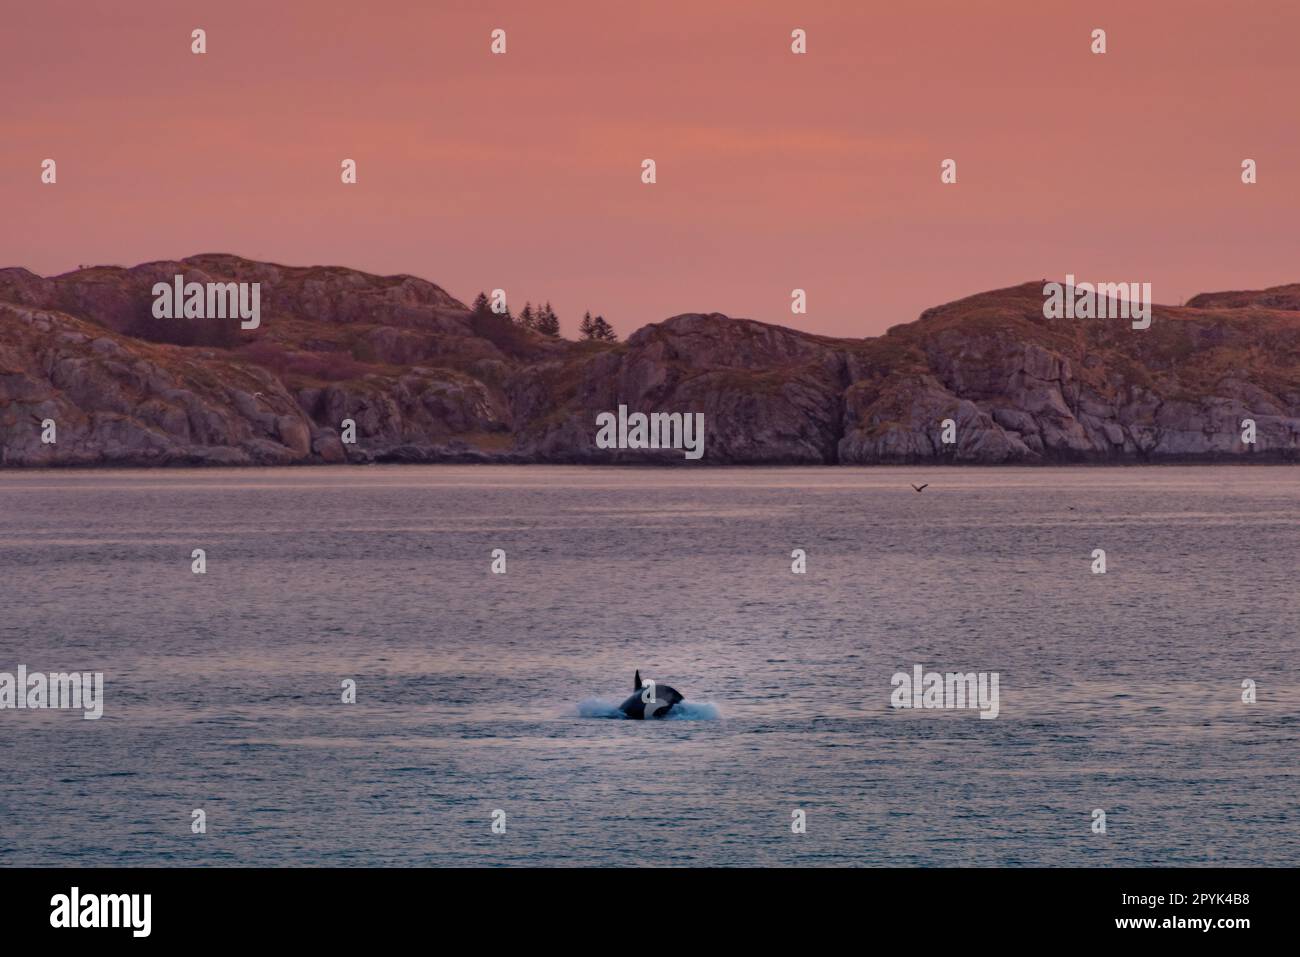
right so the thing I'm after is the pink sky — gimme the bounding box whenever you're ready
[4,0,1299,338]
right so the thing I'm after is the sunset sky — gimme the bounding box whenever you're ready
[4,0,1299,338]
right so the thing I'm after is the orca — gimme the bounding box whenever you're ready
[618,670,684,719]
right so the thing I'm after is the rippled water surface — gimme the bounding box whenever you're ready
[0,465,1296,866]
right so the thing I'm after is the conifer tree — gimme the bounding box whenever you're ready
[536,301,560,337]
[593,315,618,342]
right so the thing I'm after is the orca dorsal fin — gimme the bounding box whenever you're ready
[634,670,642,690]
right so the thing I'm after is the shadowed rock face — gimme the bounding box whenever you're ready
[2,256,1299,466]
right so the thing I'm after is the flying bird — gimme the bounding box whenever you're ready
[911,483,929,493]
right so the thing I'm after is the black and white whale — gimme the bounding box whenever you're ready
[618,670,685,719]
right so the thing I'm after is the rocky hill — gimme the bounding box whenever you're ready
[2,254,1298,466]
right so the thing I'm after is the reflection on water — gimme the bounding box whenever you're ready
[0,465,1296,866]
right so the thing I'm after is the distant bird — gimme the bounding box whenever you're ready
[253,392,265,399]
[911,483,929,493]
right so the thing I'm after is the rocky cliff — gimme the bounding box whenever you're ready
[2,254,1299,466]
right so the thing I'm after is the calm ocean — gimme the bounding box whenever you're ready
[1,465,1296,866]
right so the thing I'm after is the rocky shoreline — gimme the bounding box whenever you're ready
[3,255,1299,467]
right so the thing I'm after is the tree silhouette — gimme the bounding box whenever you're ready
[592,314,617,342]
[536,301,560,337]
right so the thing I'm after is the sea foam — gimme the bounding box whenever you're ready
[576,698,720,720]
